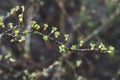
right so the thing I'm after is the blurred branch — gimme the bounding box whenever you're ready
[0,62,13,72]
[23,0,39,54]
[83,12,120,44]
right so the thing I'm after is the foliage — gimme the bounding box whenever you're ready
[0,0,120,80]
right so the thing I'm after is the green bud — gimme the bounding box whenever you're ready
[43,24,48,30]
[64,34,69,41]
[43,35,48,41]
[59,44,66,53]
[51,27,58,33]
[71,45,77,50]
[54,31,60,38]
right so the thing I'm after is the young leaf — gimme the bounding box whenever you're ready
[76,60,82,67]
[43,35,48,41]
[18,36,25,42]
[59,44,66,53]
[90,43,96,50]
[43,24,48,30]
[79,40,84,47]
[108,46,115,54]
[64,34,69,41]
[98,43,107,50]
[8,23,13,28]
[21,6,25,12]
[34,24,40,30]
[10,39,15,42]
[18,14,23,23]
[30,20,37,27]
[51,27,58,33]
[54,31,60,38]
[14,30,20,36]
[71,45,77,50]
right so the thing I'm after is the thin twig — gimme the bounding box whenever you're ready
[33,31,108,53]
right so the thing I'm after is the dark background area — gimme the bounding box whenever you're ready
[0,0,120,80]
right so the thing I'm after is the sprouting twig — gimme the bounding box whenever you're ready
[33,31,108,53]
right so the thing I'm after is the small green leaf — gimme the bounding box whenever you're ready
[59,44,66,53]
[21,6,25,12]
[76,60,82,67]
[10,8,16,14]
[18,14,23,23]
[51,27,58,33]
[90,43,96,50]
[34,24,40,30]
[30,72,37,78]
[109,46,115,51]
[64,34,69,41]
[42,70,49,77]
[43,35,48,41]
[30,20,36,27]
[98,43,107,50]
[14,30,20,35]
[79,40,84,47]
[108,46,115,54]
[23,30,29,34]
[18,36,25,42]
[43,24,48,30]
[54,31,60,38]
[8,23,13,28]
[10,39,15,42]
[33,31,38,34]
[15,6,20,11]
[71,45,77,50]
[18,14,23,18]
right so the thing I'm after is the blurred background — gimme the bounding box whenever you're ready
[0,0,120,80]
